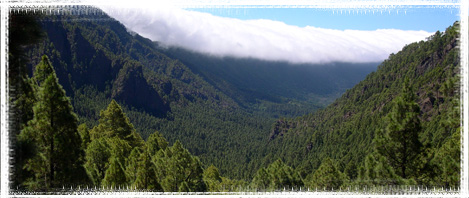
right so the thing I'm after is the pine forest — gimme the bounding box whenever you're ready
[7,6,461,194]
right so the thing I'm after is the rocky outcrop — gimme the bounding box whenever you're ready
[112,62,170,117]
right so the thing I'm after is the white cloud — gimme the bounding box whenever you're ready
[98,5,433,64]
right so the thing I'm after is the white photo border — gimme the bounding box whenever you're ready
[1,0,467,197]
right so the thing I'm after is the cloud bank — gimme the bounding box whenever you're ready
[99,5,433,64]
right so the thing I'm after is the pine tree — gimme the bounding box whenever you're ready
[129,131,167,191]
[344,161,358,181]
[203,165,222,192]
[90,100,144,148]
[375,78,422,179]
[251,167,270,190]
[154,140,206,192]
[85,100,147,187]
[13,77,37,188]
[102,156,127,188]
[432,131,460,188]
[10,15,43,187]
[32,55,55,87]
[84,138,111,186]
[356,153,408,186]
[305,158,347,191]
[132,148,162,191]
[125,147,141,186]
[146,131,168,156]
[251,159,302,191]
[19,55,86,189]
[101,137,132,187]
[78,123,91,152]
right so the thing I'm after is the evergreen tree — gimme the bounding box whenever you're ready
[154,140,207,192]
[375,78,422,179]
[10,14,43,187]
[19,55,86,189]
[251,159,302,191]
[251,167,270,190]
[85,100,147,187]
[305,158,347,191]
[32,55,55,87]
[203,165,222,192]
[100,137,132,187]
[90,100,144,148]
[125,147,141,186]
[102,156,127,188]
[78,123,91,152]
[133,148,162,190]
[84,138,111,186]
[344,161,358,181]
[355,153,408,186]
[129,132,166,190]
[146,131,168,156]
[432,131,460,188]
[13,77,37,188]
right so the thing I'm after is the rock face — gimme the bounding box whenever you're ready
[112,63,169,117]
[269,120,291,140]
[25,14,180,119]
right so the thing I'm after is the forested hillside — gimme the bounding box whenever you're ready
[162,46,377,117]
[24,10,264,180]
[10,6,460,192]
[10,9,247,190]
[20,7,377,180]
[265,22,460,187]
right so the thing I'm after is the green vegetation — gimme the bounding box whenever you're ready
[163,46,376,115]
[22,9,374,180]
[18,56,87,190]
[251,159,302,191]
[266,22,460,188]
[25,12,273,180]
[304,158,348,191]
[375,78,423,179]
[14,56,212,191]
[11,7,460,192]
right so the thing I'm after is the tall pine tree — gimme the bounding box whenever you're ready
[90,100,144,148]
[375,78,423,179]
[19,55,86,190]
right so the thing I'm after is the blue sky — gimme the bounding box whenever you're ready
[187,7,459,32]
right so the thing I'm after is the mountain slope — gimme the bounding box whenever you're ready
[162,47,377,117]
[26,11,265,179]
[24,8,370,180]
[264,23,460,183]
[24,7,405,180]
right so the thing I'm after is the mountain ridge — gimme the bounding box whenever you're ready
[263,22,460,186]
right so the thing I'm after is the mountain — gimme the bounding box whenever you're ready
[161,46,377,116]
[14,5,460,190]
[24,7,375,180]
[264,22,460,186]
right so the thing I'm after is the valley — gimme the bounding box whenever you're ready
[9,6,461,192]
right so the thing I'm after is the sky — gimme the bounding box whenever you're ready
[98,3,459,64]
[186,7,458,32]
